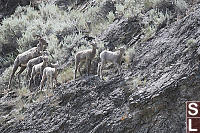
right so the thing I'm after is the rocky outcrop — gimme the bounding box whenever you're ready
[0,0,31,21]
[100,16,142,50]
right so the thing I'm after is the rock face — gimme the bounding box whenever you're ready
[0,0,31,21]
[100,16,142,50]
[1,3,200,133]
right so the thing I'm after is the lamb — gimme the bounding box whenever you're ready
[29,56,49,88]
[97,47,125,79]
[40,62,59,90]
[74,41,98,79]
[8,35,47,89]
[26,51,48,79]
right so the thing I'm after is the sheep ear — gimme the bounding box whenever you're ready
[51,61,59,67]
[91,40,97,45]
[36,47,41,53]
[41,51,44,55]
[42,54,45,58]
[56,61,59,66]
[43,50,49,56]
[34,35,42,39]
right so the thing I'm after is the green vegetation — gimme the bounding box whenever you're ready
[186,38,197,50]
[125,46,135,65]
[58,67,74,83]
[187,38,197,46]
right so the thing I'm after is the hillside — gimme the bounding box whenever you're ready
[0,0,200,133]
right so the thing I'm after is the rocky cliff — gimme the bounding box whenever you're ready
[0,0,32,21]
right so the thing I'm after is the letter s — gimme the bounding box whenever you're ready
[188,103,198,116]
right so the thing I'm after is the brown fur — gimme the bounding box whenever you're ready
[40,62,59,90]
[74,42,97,79]
[8,36,47,89]
[97,47,125,79]
[26,51,48,79]
[29,56,48,88]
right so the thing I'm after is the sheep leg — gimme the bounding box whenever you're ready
[48,76,51,89]
[26,67,32,80]
[78,62,84,76]
[100,61,105,79]
[29,78,32,88]
[40,79,44,90]
[87,60,91,76]
[115,63,121,75]
[119,65,122,74]
[47,78,50,89]
[100,63,103,79]
[40,75,45,90]
[97,63,101,76]
[74,59,79,80]
[29,71,34,88]
[55,78,58,88]
[8,60,19,89]
[51,76,53,89]
[16,66,26,88]
[33,75,36,86]
[54,73,58,88]
[33,74,38,86]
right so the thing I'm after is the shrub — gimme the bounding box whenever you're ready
[58,67,74,83]
[125,77,146,91]
[175,0,188,13]
[0,4,74,65]
[0,66,13,83]
[125,46,135,65]
[18,87,30,97]
[0,0,113,66]
[0,1,113,88]
[116,3,125,14]
[107,11,115,23]
[186,38,197,49]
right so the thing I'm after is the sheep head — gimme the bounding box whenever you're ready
[39,38,48,47]
[42,56,49,63]
[35,35,48,50]
[51,61,59,68]
[34,34,42,39]
[90,41,98,49]
[41,50,49,56]
[118,46,125,55]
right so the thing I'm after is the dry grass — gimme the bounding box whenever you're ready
[57,67,74,83]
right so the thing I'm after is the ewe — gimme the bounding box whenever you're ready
[40,62,59,90]
[74,41,98,79]
[8,35,47,89]
[26,51,48,79]
[29,56,49,88]
[97,47,125,79]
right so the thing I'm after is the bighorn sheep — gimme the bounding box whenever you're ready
[29,56,49,88]
[97,47,125,79]
[74,41,98,79]
[26,51,48,79]
[40,62,59,90]
[8,35,47,89]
